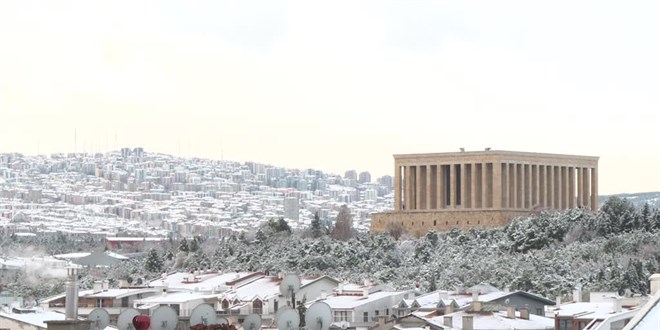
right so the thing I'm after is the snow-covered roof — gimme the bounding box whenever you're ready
[0,310,65,329]
[424,310,554,330]
[555,302,637,320]
[322,291,403,310]
[135,291,215,304]
[149,272,255,292]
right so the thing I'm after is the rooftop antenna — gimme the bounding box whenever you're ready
[117,308,140,330]
[276,306,300,330]
[279,274,301,309]
[305,302,332,330]
[189,304,218,327]
[151,306,178,330]
[88,308,110,330]
[242,314,262,330]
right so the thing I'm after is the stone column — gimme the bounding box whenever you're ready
[512,163,518,209]
[532,165,539,207]
[416,165,423,210]
[394,163,401,210]
[450,164,456,208]
[493,162,502,209]
[437,165,445,209]
[539,165,546,207]
[524,164,530,209]
[591,167,598,211]
[577,167,583,207]
[460,163,467,208]
[426,165,433,210]
[405,166,413,210]
[501,162,508,209]
[481,163,489,208]
[582,167,589,207]
[568,167,576,208]
[471,163,478,209]
[549,165,555,209]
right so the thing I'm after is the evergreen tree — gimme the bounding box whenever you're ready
[179,238,190,253]
[311,212,323,238]
[145,248,163,273]
[190,238,199,252]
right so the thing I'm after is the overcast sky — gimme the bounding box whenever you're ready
[1,1,658,194]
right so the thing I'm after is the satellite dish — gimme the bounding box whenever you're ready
[127,277,134,284]
[276,307,300,330]
[190,304,217,326]
[617,288,626,297]
[151,306,178,330]
[216,317,229,326]
[88,308,110,330]
[136,278,144,285]
[305,302,332,330]
[117,308,141,330]
[279,275,301,297]
[243,314,262,330]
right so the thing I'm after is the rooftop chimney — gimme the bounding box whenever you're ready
[556,296,561,308]
[93,281,102,293]
[462,315,473,330]
[650,274,660,295]
[520,305,530,320]
[338,283,344,295]
[507,306,515,319]
[363,288,369,297]
[65,266,79,320]
[573,287,583,302]
[471,292,482,312]
[612,298,622,313]
[101,280,109,291]
[443,316,452,328]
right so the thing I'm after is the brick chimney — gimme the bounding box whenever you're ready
[443,316,452,328]
[507,306,515,319]
[520,305,530,320]
[471,292,482,312]
[650,274,660,295]
[462,315,474,330]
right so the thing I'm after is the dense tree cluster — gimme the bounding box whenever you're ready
[2,197,659,302]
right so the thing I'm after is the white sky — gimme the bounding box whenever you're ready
[1,0,659,194]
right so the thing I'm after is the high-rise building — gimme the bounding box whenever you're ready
[344,170,357,181]
[283,197,299,221]
[358,171,371,184]
[371,150,599,236]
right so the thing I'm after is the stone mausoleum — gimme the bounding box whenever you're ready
[371,150,599,236]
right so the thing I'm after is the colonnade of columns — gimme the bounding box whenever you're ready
[394,162,598,212]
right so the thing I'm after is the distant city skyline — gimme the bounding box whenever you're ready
[1,1,659,195]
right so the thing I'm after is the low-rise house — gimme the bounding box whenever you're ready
[0,308,65,330]
[218,274,340,323]
[394,285,554,318]
[40,285,160,317]
[307,282,411,330]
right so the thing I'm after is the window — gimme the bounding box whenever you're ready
[334,311,349,322]
[252,299,263,315]
[536,308,543,315]
[274,300,278,313]
[96,299,102,307]
[221,299,229,309]
[121,297,129,308]
[385,309,389,316]
[375,310,379,317]
[434,220,436,226]
[363,312,368,322]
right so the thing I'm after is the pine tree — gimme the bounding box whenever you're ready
[179,238,189,253]
[145,248,163,273]
[311,212,323,238]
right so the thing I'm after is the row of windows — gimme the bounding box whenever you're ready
[395,220,482,226]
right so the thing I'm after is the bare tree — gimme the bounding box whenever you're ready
[386,222,405,240]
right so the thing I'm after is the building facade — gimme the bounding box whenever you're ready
[371,150,598,236]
